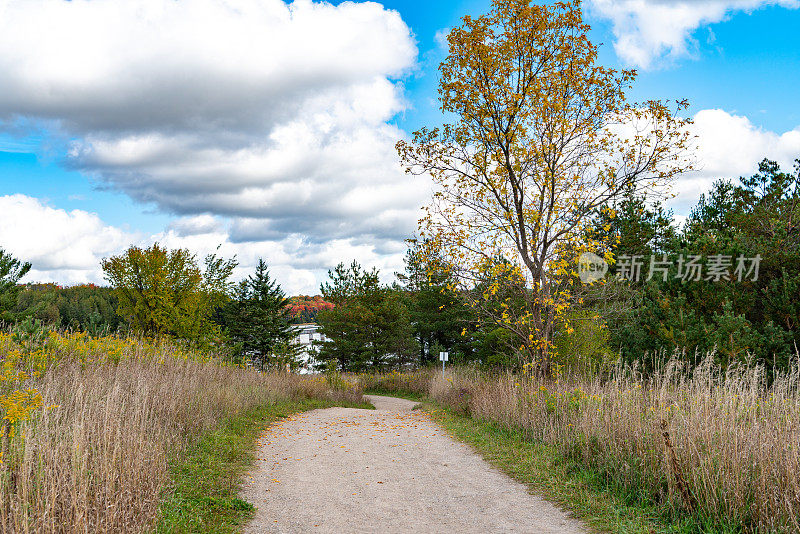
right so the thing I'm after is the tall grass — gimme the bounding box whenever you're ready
[365,359,800,532]
[0,331,362,533]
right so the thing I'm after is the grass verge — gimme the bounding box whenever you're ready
[156,397,371,533]
[426,403,701,534]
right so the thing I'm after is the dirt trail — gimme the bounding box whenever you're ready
[241,395,585,533]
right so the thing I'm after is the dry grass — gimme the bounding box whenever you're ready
[369,360,800,532]
[359,369,431,397]
[0,332,363,533]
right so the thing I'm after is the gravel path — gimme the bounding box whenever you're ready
[241,395,586,533]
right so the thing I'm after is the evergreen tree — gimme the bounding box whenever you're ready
[317,261,417,372]
[225,259,297,369]
[0,248,31,324]
[587,158,800,373]
[593,185,678,258]
[397,240,474,365]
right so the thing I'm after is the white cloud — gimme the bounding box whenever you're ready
[166,215,224,237]
[669,109,800,212]
[434,27,451,51]
[0,0,415,132]
[0,195,408,294]
[588,0,800,68]
[0,195,136,284]
[0,0,424,272]
[155,230,409,293]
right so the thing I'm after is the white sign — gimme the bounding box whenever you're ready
[439,351,449,362]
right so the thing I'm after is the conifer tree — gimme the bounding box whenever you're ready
[317,261,417,371]
[397,240,473,365]
[0,248,31,324]
[226,259,298,369]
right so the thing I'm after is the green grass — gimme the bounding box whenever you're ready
[155,397,371,533]
[422,403,722,534]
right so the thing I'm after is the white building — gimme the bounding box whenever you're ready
[292,323,327,373]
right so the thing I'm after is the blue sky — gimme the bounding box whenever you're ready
[624,4,800,131]
[378,0,800,133]
[0,0,799,291]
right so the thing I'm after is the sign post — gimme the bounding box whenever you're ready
[439,351,449,377]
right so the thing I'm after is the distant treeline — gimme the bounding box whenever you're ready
[287,295,334,324]
[14,283,124,333]
[11,283,332,332]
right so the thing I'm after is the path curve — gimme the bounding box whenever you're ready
[241,395,585,533]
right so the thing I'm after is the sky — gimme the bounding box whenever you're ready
[0,0,799,294]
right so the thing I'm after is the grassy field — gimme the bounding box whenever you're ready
[363,387,424,402]
[3,327,797,533]
[361,363,800,533]
[0,331,365,533]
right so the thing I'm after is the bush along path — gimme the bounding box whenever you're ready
[240,395,585,533]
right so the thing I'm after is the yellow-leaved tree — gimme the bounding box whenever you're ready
[397,0,694,373]
[102,244,236,347]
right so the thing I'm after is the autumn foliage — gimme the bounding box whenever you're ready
[398,0,693,372]
[287,295,334,324]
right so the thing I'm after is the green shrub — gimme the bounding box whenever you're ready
[553,310,616,375]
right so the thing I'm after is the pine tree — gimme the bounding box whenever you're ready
[396,240,474,365]
[317,261,418,372]
[0,248,32,324]
[225,259,298,369]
